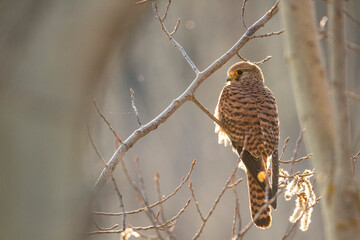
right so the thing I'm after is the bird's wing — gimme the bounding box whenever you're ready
[256,87,279,156]
[236,146,267,191]
[255,87,280,208]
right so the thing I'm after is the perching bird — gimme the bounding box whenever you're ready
[214,61,279,228]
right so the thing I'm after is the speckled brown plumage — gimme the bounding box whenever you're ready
[214,61,280,229]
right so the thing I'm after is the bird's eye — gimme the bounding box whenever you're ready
[236,70,243,75]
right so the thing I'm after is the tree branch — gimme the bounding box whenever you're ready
[92,160,196,216]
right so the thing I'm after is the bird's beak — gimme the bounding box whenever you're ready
[226,76,232,82]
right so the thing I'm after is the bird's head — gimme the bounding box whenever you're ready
[226,61,264,84]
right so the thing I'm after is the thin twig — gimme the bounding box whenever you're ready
[153,1,199,74]
[231,183,242,238]
[192,145,246,240]
[227,178,243,189]
[236,53,248,62]
[352,150,360,173]
[236,54,272,65]
[155,173,178,239]
[343,8,360,27]
[190,96,223,129]
[134,157,148,200]
[93,220,119,231]
[170,18,181,37]
[346,41,360,52]
[352,150,360,162]
[87,125,126,231]
[189,181,205,221]
[133,198,190,231]
[248,29,285,40]
[93,160,196,216]
[279,171,315,179]
[254,56,272,65]
[279,137,290,162]
[92,97,123,143]
[241,0,248,29]
[290,129,305,174]
[280,154,312,164]
[89,198,191,235]
[92,0,280,195]
[130,88,142,126]
[320,30,360,52]
[162,0,172,21]
[155,172,167,223]
[133,157,164,239]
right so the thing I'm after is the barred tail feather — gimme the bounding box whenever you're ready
[247,171,272,228]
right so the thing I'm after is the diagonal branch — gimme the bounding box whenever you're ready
[92,0,280,195]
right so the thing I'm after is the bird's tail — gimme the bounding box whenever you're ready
[247,171,272,228]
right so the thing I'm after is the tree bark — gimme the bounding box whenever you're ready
[328,0,360,238]
[280,0,360,239]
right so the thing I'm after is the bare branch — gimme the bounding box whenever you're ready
[93,220,119,231]
[89,198,191,235]
[92,97,123,143]
[155,173,178,239]
[133,157,164,239]
[189,181,205,221]
[352,150,360,173]
[241,0,248,29]
[290,129,305,174]
[193,145,246,240]
[236,53,248,62]
[343,8,360,27]
[248,29,285,40]
[133,198,191,231]
[153,1,199,74]
[87,126,126,231]
[227,178,243,189]
[345,41,360,52]
[320,30,360,53]
[162,0,172,21]
[280,170,316,180]
[280,153,312,164]
[279,137,290,162]
[190,96,224,130]
[231,186,242,238]
[170,18,181,37]
[254,56,272,65]
[352,150,360,162]
[92,0,280,195]
[130,88,142,126]
[154,172,167,223]
[235,53,272,65]
[92,160,196,216]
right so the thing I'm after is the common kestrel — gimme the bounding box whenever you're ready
[214,61,280,228]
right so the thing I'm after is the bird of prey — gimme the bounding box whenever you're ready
[214,61,280,228]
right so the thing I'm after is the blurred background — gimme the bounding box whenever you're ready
[1,0,359,240]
